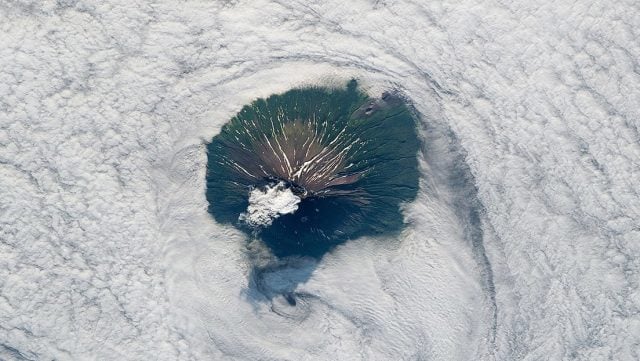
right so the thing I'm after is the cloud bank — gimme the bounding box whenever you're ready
[0,0,638,360]
[239,182,301,227]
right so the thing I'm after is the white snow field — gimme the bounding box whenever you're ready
[1,0,639,360]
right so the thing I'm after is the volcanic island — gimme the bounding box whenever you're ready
[206,80,420,258]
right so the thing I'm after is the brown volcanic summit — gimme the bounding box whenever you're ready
[221,117,368,203]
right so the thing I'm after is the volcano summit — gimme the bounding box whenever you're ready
[206,80,420,257]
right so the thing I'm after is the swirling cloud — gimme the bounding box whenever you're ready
[0,0,638,360]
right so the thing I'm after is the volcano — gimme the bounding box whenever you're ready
[206,80,420,257]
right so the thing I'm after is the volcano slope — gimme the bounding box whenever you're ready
[206,80,420,257]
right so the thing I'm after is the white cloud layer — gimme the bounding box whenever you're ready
[1,0,639,360]
[239,182,301,227]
